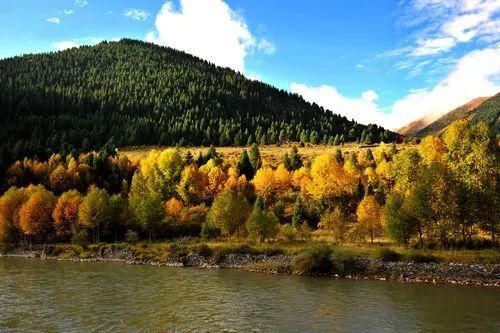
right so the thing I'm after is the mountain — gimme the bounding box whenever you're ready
[0,39,397,163]
[415,96,492,137]
[398,118,431,136]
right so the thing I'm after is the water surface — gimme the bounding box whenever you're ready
[0,257,498,332]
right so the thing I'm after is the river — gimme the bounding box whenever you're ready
[0,257,499,332]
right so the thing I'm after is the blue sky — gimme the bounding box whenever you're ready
[1,0,499,129]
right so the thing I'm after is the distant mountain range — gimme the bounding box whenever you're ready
[398,94,499,137]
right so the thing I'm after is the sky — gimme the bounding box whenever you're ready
[0,0,499,130]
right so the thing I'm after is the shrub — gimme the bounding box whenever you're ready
[331,252,363,274]
[292,245,333,275]
[278,224,298,242]
[168,244,188,259]
[378,248,402,262]
[200,221,221,239]
[408,253,438,263]
[190,243,212,258]
[124,229,139,243]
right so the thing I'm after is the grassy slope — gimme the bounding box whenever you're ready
[416,96,491,137]
[120,143,416,167]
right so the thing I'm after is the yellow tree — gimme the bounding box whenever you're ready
[419,135,446,166]
[206,166,228,200]
[253,167,276,203]
[308,154,355,202]
[292,166,311,194]
[19,188,56,242]
[0,187,27,245]
[356,196,382,244]
[274,164,292,195]
[177,164,209,204]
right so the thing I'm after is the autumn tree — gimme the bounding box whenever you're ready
[19,188,56,242]
[308,154,355,202]
[356,195,382,244]
[253,167,276,203]
[0,187,26,245]
[177,164,208,204]
[319,206,349,243]
[207,190,251,238]
[52,190,83,240]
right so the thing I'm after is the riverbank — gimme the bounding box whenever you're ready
[1,243,499,288]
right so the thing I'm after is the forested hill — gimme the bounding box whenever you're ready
[0,39,396,161]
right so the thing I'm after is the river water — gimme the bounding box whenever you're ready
[0,257,499,332]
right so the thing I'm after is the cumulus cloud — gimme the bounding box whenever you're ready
[290,83,390,126]
[47,17,60,24]
[124,9,151,21]
[146,0,274,72]
[291,45,500,130]
[53,41,79,51]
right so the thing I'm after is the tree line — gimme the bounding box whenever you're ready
[0,120,497,248]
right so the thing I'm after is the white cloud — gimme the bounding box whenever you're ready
[290,83,389,126]
[53,41,79,51]
[47,17,60,24]
[257,38,276,55]
[63,9,74,15]
[52,37,105,52]
[392,45,500,127]
[124,9,151,22]
[75,0,88,7]
[146,0,274,72]
[412,37,456,56]
[291,45,500,130]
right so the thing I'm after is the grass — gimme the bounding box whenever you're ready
[23,240,499,265]
[119,143,416,167]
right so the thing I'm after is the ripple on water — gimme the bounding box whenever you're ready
[0,258,499,332]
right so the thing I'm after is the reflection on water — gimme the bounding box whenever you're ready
[0,257,499,332]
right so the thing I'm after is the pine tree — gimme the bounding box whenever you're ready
[238,149,255,180]
[249,144,262,170]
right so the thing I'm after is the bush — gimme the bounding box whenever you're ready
[278,224,298,242]
[331,252,363,274]
[190,243,212,258]
[292,245,333,275]
[168,244,188,259]
[408,253,438,263]
[200,221,221,239]
[378,248,402,262]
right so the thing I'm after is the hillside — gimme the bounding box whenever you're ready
[398,118,430,136]
[470,93,500,135]
[0,39,397,167]
[415,96,492,137]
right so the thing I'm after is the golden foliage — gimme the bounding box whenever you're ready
[356,196,382,243]
[308,154,355,201]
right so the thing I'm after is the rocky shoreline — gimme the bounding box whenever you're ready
[2,247,499,288]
